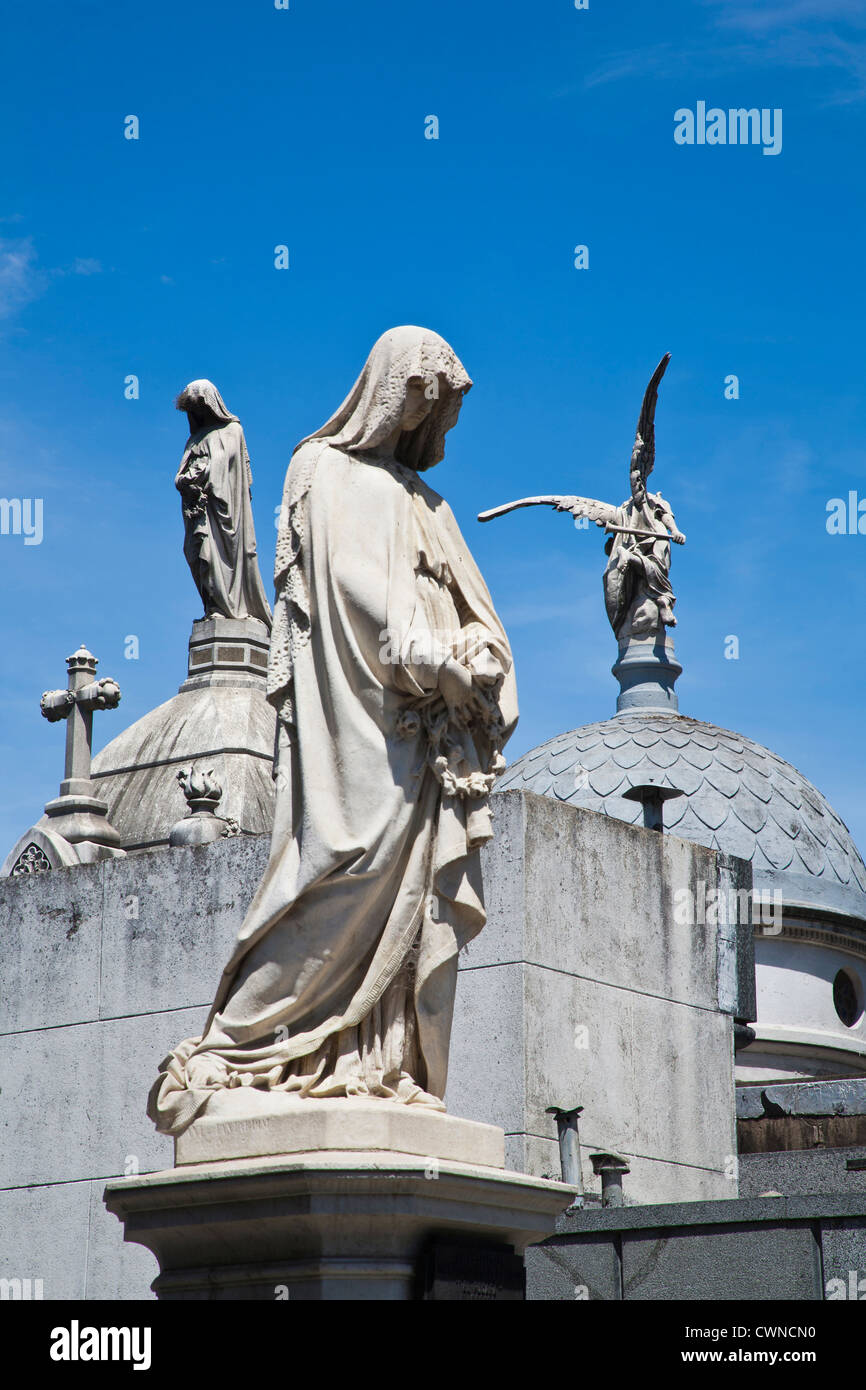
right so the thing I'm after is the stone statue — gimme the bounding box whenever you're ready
[149,327,517,1134]
[174,380,272,627]
[479,355,686,640]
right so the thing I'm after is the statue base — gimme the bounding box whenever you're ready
[104,1097,575,1300]
[174,1089,506,1168]
[613,624,682,714]
[179,616,271,693]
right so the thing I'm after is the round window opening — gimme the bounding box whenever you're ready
[833,970,863,1029]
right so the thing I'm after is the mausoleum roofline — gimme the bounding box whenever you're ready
[498,708,866,923]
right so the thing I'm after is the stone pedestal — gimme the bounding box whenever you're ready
[173,1090,506,1168]
[180,616,271,693]
[612,625,682,714]
[103,1096,574,1300]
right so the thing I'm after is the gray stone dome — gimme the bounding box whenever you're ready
[91,684,276,852]
[498,711,866,921]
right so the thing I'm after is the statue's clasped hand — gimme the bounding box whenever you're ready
[437,658,487,729]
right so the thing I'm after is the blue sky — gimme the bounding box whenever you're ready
[2,0,866,855]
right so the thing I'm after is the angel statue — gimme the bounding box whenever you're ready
[479,354,685,640]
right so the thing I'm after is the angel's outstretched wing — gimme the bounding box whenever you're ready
[631,353,671,489]
[478,495,620,527]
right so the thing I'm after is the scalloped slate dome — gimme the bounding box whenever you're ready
[498,711,866,921]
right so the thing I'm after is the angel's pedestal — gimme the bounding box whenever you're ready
[103,1094,575,1300]
[612,624,682,713]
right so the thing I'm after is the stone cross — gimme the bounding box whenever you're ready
[38,644,124,858]
[41,644,122,795]
[1,645,125,875]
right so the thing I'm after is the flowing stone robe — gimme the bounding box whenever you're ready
[150,329,517,1135]
[175,380,272,627]
[603,494,677,637]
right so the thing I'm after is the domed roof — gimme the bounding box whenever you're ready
[91,684,276,852]
[498,711,866,921]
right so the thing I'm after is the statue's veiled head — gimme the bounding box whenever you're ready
[176,380,239,436]
[305,325,472,472]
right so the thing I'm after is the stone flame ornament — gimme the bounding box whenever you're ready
[168,767,240,847]
[149,327,518,1135]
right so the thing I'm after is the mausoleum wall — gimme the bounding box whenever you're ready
[0,792,752,1299]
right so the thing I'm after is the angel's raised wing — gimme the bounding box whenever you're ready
[631,353,671,488]
[478,495,620,527]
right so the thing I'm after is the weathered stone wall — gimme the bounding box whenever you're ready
[0,791,749,1299]
[526,1193,866,1301]
[0,835,271,1300]
[450,792,749,1201]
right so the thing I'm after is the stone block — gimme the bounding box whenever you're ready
[526,1234,622,1301]
[175,1092,505,1169]
[739,1147,866,1198]
[820,1218,866,1295]
[523,966,736,1176]
[84,1180,158,1301]
[521,794,721,1012]
[472,791,527,968]
[0,1180,91,1301]
[447,961,525,1134]
[0,861,103,1033]
[717,851,757,1021]
[98,837,268,1018]
[0,1007,198,1187]
[621,1222,821,1300]
[520,1133,562,1182]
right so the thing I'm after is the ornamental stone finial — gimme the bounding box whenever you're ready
[39,644,124,856]
[168,766,240,847]
[2,644,125,875]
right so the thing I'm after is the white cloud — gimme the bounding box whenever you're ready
[0,238,105,322]
[584,3,866,105]
[710,1,866,36]
[0,237,43,320]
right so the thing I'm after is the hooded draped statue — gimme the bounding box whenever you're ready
[149,327,517,1134]
[174,379,272,627]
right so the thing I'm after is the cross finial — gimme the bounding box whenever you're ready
[2,646,125,875]
[41,645,122,791]
[38,645,124,857]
